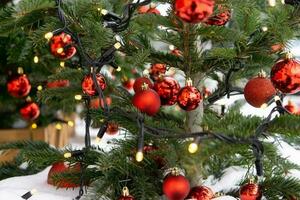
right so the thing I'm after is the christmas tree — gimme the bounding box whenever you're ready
[1,0,300,199]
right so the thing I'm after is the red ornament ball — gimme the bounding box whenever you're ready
[106,122,119,135]
[47,162,81,188]
[82,74,106,96]
[271,58,300,94]
[174,0,215,23]
[163,174,190,200]
[186,186,215,200]
[7,74,31,98]
[149,64,167,81]
[49,32,76,60]
[205,6,231,26]
[122,78,135,90]
[154,76,180,106]
[133,77,153,93]
[177,86,202,111]
[20,102,40,121]
[240,182,262,200]
[118,187,135,200]
[132,89,161,116]
[244,76,276,108]
[47,80,70,88]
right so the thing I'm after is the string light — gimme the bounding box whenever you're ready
[135,151,144,162]
[44,32,53,40]
[116,66,122,72]
[60,61,65,67]
[188,142,199,154]
[262,26,268,32]
[56,47,64,54]
[101,9,108,15]
[114,42,122,49]
[64,152,72,158]
[17,67,24,74]
[95,137,101,143]
[37,85,43,91]
[31,123,38,129]
[68,121,74,127]
[55,123,62,130]
[33,56,39,63]
[281,0,285,4]
[75,95,82,100]
[268,0,276,6]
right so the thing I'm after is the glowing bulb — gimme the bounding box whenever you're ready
[116,66,121,72]
[274,95,281,101]
[67,121,74,127]
[262,26,268,32]
[60,61,65,67]
[64,152,72,158]
[281,0,285,4]
[260,103,268,109]
[268,0,276,6]
[75,95,82,100]
[57,48,64,54]
[101,9,108,15]
[17,67,24,74]
[33,56,39,63]
[169,45,175,51]
[55,123,62,130]
[135,151,144,162]
[95,137,101,143]
[44,32,53,40]
[31,123,38,129]
[114,42,122,49]
[188,142,199,154]
[37,85,43,91]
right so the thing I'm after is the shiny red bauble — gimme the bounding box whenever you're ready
[132,89,161,116]
[177,86,202,111]
[49,32,76,60]
[20,102,40,121]
[154,76,180,106]
[133,77,153,93]
[271,58,300,94]
[284,101,299,115]
[118,187,135,200]
[7,74,31,98]
[205,6,231,26]
[47,80,70,88]
[174,0,215,23]
[47,162,81,188]
[150,64,167,81]
[244,76,276,108]
[239,182,262,200]
[186,186,214,200]
[82,74,106,96]
[106,122,119,135]
[122,78,135,90]
[163,174,190,200]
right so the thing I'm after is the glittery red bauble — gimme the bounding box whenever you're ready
[174,0,215,23]
[150,64,167,81]
[132,89,161,116]
[186,186,214,200]
[284,101,299,115]
[154,77,180,106]
[133,77,153,93]
[205,6,231,26]
[82,74,106,96]
[49,32,76,60]
[240,182,262,200]
[118,195,135,200]
[106,122,119,135]
[163,174,190,200]
[271,58,300,94]
[20,102,40,121]
[47,162,81,188]
[177,86,202,111]
[244,77,276,108]
[7,74,31,98]
[47,80,70,88]
[122,78,135,90]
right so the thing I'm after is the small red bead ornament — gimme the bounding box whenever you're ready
[49,32,77,60]
[271,55,300,94]
[118,187,135,200]
[244,71,276,108]
[20,102,40,121]
[82,74,107,96]
[149,63,167,81]
[177,78,202,111]
[133,76,153,93]
[174,0,215,24]
[154,76,180,106]
[239,180,262,200]
[205,5,231,26]
[186,186,215,200]
[7,72,31,98]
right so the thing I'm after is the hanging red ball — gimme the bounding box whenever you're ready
[174,0,215,24]
[239,181,262,200]
[244,76,276,108]
[7,74,31,98]
[163,174,190,200]
[149,64,167,81]
[122,78,135,91]
[271,58,300,94]
[177,83,202,111]
[186,186,215,200]
[47,80,70,89]
[205,6,231,26]
[106,122,119,135]
[133,77,153,93]
[47,162,81,188]
[284,100,299,115]
[118,187,135,200]
[82,74,107,96]
[49,32,76,60]
[154,76,180,106]
[132,88,161,116]
[20,102,40,121]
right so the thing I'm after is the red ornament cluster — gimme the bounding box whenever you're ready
[82,73,107,96]
[154,76,180,106]
[49,32,77,60]
[239,180,262,200]
[20,102,40,121]
[7,74,31,98]
[186,186,215,200]
[163,171,190,200]
[205,6,231,26]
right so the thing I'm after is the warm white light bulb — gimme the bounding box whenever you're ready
[75,95,82,100]
[37,85,43,91]
[136,151,144,162]
[268,0,276,7]
[55,123,62,130]
[116,66,122,72]
[188,143,199,154]
[33,56,39,63]
[68,121,74,127]
[262,26,268,32]
[44,32,53,40]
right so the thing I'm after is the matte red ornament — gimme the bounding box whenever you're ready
[284,100,299,115]
[132,88,161,116]
[271,58,300,94]
[133,77,153,93]
[163,173,190,200]
[7,74,31,98]
[186,186,215,200]
[82,74,106,96]
[205,6,231,26]
[47,162,81,188]
[154,76,180,106]
[106,122,119,135]
[174,0,215,23]
[118,187,135,200]
[244,75,276,108]
[47,80,70,88]
[177,80,202,111]
[239,181,262,200]
[49,32,76,60]
[149,64,167,81]
[20,102,40,121]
